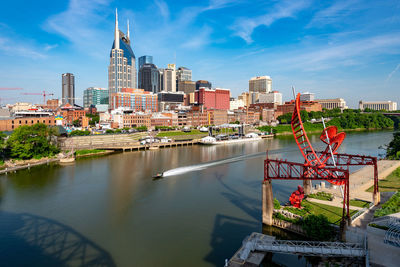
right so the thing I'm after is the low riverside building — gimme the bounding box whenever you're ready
[59,103,86,126]
[315,98,347,110]
[0,116,56,131]
[275,100,322,118]
[359,100,397,111]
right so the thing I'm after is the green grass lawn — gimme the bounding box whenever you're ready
[284,200,356,225]
[348,199,371,208]
[75,149,107,156]
[367,167,400,192]
[156,130,205,137]
[375,192,400,217]
[307,192,333,201]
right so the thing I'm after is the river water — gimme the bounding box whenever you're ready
[0,131,393,266]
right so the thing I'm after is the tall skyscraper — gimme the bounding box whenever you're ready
[138,63,160,93]
[249,76,272,93]
[176,67,192,81]
[62,73,75,105]
[138,55,153,70]
[108,9,137,110]
[163,64,176,92]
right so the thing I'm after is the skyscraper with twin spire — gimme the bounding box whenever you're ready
[108,9,137,110]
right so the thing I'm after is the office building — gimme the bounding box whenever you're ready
[300,92,315,101]
[178,80,196,94]
[138,63,160,93]
[157,91,185,111]
[230,98,245,110]
[176,67,192,81]
[258,91,283,105]
[195,88,230,110]
[83,87,109,108]
[110,88,158,112]
[162,64,176,92]
[249,76,272,93]
[315,98,347,110]
[196,80,212,90]
[108,9,137,109]
[138,55,153,70]
[62,73,75,105]
[359,101,397,111]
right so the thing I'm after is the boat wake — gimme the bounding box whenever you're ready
[162,147,297,177]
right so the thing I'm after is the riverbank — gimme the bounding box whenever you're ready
[75,149,114,158]
[0,157,59,174]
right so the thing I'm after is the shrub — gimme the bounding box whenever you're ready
[273,198,281,209]
[302,214,335,241]
[375,192,400,217]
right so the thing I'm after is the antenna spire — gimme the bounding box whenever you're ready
[115,8,119,49]
[127,19,130,40]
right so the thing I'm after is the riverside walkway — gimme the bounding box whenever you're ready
[227,232,366,267]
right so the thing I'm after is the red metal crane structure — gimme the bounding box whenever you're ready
[0,87,23,90]
[21,90,54,104]
[263,93,379,230]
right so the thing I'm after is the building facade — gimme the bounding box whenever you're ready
[108,10,137,109]
[163,64,176,92]
[359,101,397,111]
[178,80,196,94]
[157,92,185,111]
[62,73,75,105]
[138,63,160,93]
[110,88,158,112]
[249,76,272,93]
[300,92,315,101]
[0,116,56,131]
[138,55,153,70]
[315,98,347,110]
[258,91,282,105]
[83,87,109,108]
[195,80,212,91]
[195,88,230,110]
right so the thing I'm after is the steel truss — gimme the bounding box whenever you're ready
[264,157,351,223]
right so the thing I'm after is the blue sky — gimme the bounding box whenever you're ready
[0,0,399,108]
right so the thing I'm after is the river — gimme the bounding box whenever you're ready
[0,130,393,266]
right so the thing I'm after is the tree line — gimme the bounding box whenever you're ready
[0,123,59,161]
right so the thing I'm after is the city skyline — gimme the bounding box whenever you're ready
[0,0,399,108]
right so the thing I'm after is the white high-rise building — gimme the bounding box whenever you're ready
[258,91,283,105]
[300,92,315,101]
[163,64,176,92]
[249,76,272,93]
[108,9,137,109]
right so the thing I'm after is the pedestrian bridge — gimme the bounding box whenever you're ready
[228,232,366,267]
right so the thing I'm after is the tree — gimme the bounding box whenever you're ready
[72,119,81,127]
[7,123,59,160]
[0,131,6,158]
[387,132,400,159]
[302,214,335,241]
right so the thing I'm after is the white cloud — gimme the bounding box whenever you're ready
[181,26,212,49]
[307,0,362,28]
[154,0,170,20]
[386,63,400,81]
[0,36,46,59]
[231,0,311,43]
[44,0,111,58]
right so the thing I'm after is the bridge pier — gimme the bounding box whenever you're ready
[303,180,312,195]
[262,180,274,226]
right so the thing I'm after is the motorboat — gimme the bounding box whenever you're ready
[152,172,164,179]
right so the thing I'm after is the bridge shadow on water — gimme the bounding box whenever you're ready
[0,211,116,267]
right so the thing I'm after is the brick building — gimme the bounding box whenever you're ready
[0,116,56,131]
[275,100,322,118]
[110,88,158,112]
[195,88,230,110]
